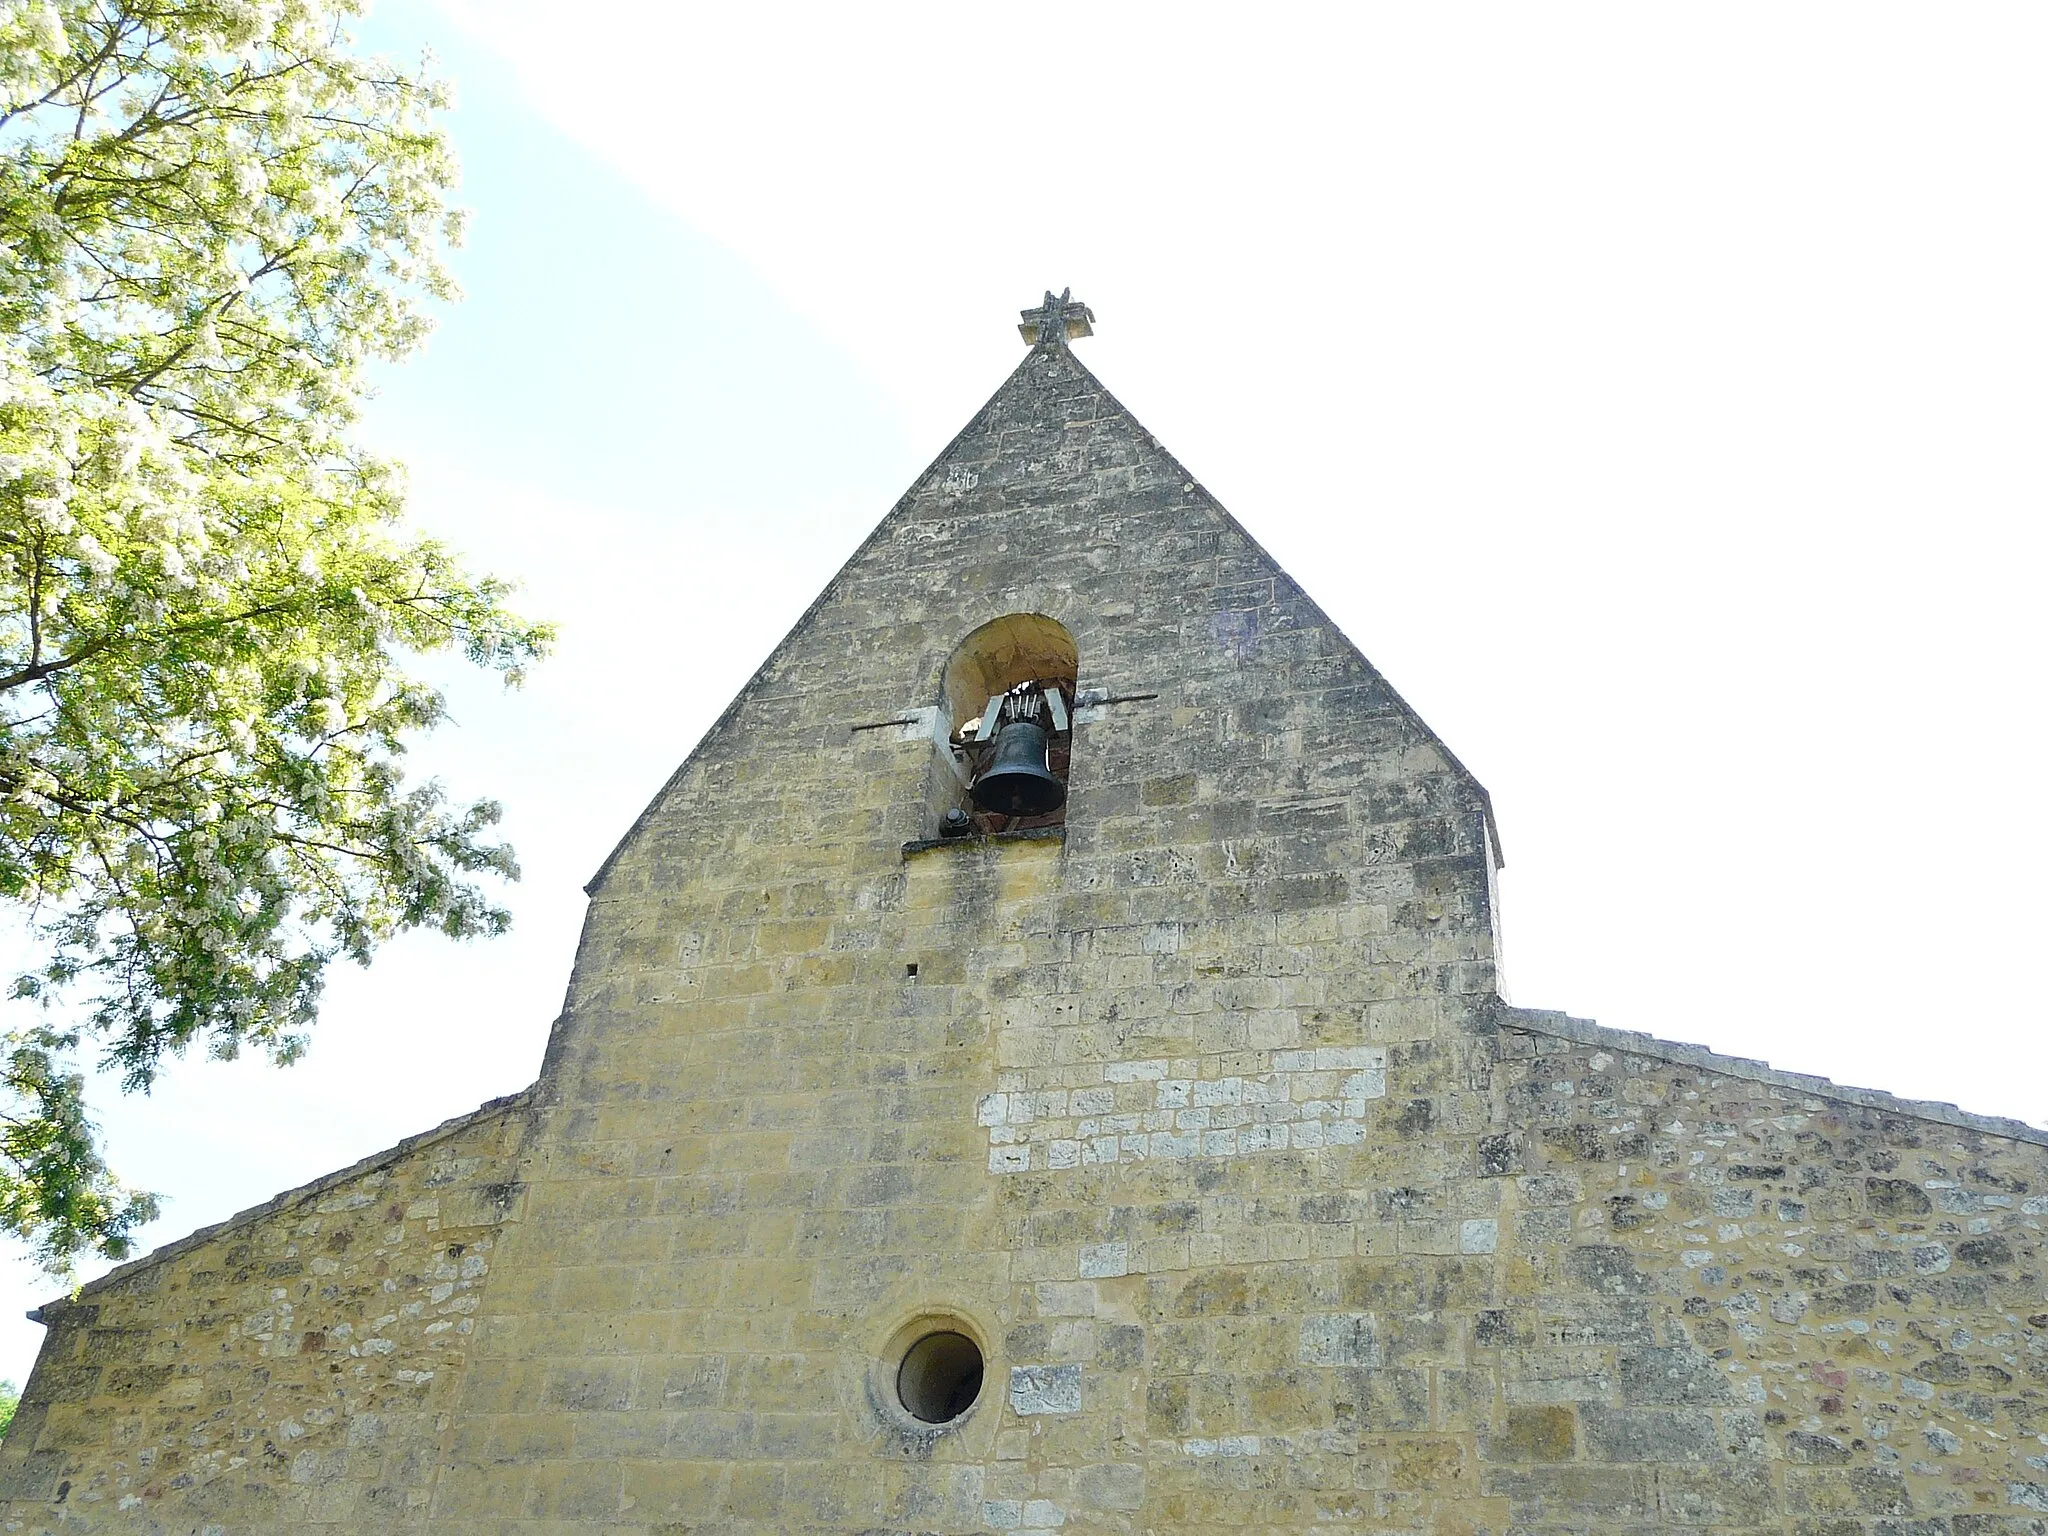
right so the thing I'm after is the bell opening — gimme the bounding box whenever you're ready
[934,616,1077,838]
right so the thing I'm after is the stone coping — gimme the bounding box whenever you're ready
[1500,1003,2048,1149]
[28,1091,534,1321]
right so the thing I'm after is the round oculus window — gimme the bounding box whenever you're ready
[895,1330,984,1424]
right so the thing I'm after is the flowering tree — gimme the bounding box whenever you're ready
[0,0,551,1269]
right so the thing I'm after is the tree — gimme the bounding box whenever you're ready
[0,0,551,1270]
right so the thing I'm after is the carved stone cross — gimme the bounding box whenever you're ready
[1018,288,1095,347]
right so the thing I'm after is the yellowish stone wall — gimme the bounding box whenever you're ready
[8,1000,2046,1534]
[413,337,1506,1531]
[1,337,2042,1535]
[0,1096,532,1531]
[1476,1017,2048,1531]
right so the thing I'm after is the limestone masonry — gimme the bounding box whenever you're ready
[4,292,2044,1534]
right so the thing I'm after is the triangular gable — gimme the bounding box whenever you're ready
[587,326,1501,896]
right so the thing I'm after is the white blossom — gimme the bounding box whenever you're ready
[0,0,549,1271]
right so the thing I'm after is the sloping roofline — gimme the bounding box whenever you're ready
[29,1091,532,1319]
[1502,1004,2048,1147]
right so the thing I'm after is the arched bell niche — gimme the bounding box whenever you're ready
[931,614,1078,836]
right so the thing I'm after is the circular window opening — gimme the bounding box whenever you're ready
[896,1330,984,1424]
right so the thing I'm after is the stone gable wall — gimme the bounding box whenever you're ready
[412,344,1507,1532]
[0,1098,533,1533]
[0,343,2041,1535]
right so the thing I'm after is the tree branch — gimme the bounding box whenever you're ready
[0,636,116,695]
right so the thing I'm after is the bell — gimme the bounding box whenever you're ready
[970,718,1067,817]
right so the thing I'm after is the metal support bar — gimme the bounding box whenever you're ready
[975,695,1006,743]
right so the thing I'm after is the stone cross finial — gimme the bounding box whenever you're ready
[1018,288,1095,347]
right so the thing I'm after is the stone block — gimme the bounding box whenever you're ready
[1493,1405,1577,1463]
[1580,1405,1719,1463]
[1299,1313,1381,1367]
[1010,1364,1084,1416]
[1618,1346,1730,1405]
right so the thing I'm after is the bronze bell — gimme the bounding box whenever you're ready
[970,718,1067,817]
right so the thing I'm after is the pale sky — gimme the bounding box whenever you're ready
[1,1,2042,1384]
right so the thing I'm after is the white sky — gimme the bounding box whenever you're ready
[1,1,2042,1383]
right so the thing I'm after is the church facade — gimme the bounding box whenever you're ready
[3,294,2044,1534]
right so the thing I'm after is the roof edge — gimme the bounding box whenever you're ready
[28,1090,535,1322]
[582,346,1055,896]
[1498,1003,2048,1149]
[1050,348,1506,868]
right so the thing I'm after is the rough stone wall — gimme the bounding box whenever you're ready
[1477,1016,2048,1533]
[0,1096,533,1533]
[3,334,2044,1535]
